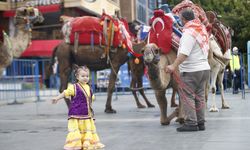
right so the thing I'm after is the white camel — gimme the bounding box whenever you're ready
[0,7,44,76]
[205,35,231,112]
[171,0,232,112]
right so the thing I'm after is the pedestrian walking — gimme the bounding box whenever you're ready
[52,65,105,149]
[165,8,210,132]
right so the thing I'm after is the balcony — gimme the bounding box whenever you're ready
[7,0,62,10]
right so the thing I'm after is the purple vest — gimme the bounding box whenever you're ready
[68,83,93,118]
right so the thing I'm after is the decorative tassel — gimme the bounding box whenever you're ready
[122,44,126,49]
[134,58,140,64]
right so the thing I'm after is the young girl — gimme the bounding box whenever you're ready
[52,65,105,150]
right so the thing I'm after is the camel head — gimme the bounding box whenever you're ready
[141,43,161,64]
[14,6,44,29]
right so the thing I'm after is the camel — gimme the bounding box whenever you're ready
[205,34,231,112]
[47,14,157,112]
[128,45,178,108]
[203,10,232,112]
[129,21,179,108]
[142,43,182,125]
[171,0,232,112]
[50,37,154,113]
[0,7,44,76]
[127,55,155,108]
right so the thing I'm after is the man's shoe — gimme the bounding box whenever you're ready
[177,125,198,132]
[198,123,205,131]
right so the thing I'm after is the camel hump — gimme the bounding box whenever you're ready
[71,16,102,33]
[206,11,217,24]
[172,0,208,27]
[206,11,232,53]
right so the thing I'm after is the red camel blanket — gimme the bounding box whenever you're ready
[148,9,173,54]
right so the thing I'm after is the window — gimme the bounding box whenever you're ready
[136,0,157,24]
[137,4,147,23]
[138,0,146,3]
[148,0,156,10]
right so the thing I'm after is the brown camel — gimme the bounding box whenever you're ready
[47,15,155,112]
[127,56,155,108]
[142,43,183,125]
[50,40,150,113]
[128,21,179,108]
[128,47,178,108]
[0,7,44,76]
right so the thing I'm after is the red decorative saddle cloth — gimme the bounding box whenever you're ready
[67,15,121,47]
[149,9,173,54]
[206,11,232,53]
[171,0,231,54]
[172,0,211,33]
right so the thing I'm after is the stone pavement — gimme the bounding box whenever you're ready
[0,91,249,150]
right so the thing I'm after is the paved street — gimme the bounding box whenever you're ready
[0,91,250,150]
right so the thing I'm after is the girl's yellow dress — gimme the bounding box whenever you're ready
[63,83,105,150]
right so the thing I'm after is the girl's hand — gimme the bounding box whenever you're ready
[52,98,58,104]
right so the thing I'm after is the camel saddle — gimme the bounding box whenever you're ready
[172,0,211,32]
[149,9,173,54]
[206,11,232,54]
[62,15,122,48]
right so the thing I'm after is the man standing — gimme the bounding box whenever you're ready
[51,57,60,89]
[166,8,210,132]
[230,47,241,94]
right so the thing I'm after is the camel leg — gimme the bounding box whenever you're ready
[205,79,209,108]
[170,89,178,107]
[168,108,179,123]
[131,78,146,108]
[155,90,170,125]
[105,66,119,113]
[209,66,219,112]
[217,69,230,109]
[59,63,72,109]
[137,77,155,108]
[139,89,155,108]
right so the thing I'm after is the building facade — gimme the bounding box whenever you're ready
[0,0,120,57]
[120,0,164,25]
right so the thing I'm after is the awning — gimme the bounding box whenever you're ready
[3,4,61,17]
[21,40,62,57]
